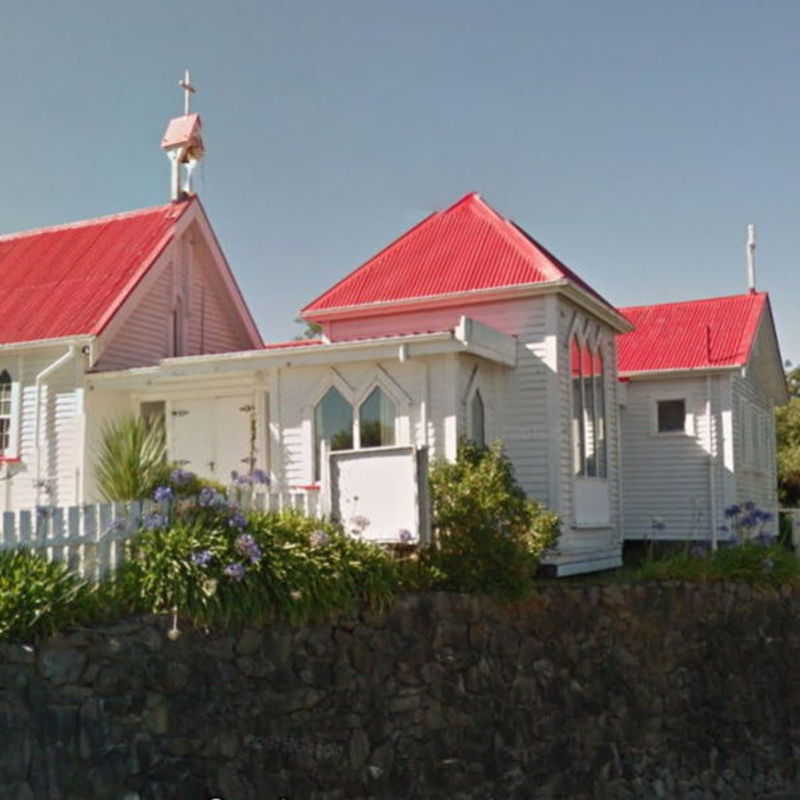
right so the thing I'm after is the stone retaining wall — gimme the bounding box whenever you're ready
[2,584,800,799]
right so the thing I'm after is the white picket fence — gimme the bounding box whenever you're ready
[0,489,321,581]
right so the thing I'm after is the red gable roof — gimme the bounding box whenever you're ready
[302,192,617,317]
[0,200,192,345]
[618,293,767,374]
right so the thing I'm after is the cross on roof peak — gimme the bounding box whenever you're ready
[178,69,196,116]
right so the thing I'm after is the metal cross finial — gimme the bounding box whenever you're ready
[178,69,196,116]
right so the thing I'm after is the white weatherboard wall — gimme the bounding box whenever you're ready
[620,375,727,541]
[95,224,254,372]
[0,347,86,512]
[732,369,779,520]
[551,298,622,571]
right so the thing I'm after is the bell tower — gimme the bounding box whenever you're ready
[161,70,205,202]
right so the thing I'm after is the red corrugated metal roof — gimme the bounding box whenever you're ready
[302,192,616,316]
[0,200,192,345]
[618,293,766,373]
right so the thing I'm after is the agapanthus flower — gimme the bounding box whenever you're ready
[191,549,213,567]
[724,504,741,518]
[235,533,262,564]
[235,473,254,486]
[251,469,269,485]
[309,530,329,547]
[228,513,247,530]
[153,486,174,503]
[198,487,216,507]
[743,501,756,512]
[398,529,413,543]
[224,562,246,581]
[143,512,166,530]
[169,468,195,487]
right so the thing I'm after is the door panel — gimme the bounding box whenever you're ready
[168,394,254,483]
[214,395,255,482]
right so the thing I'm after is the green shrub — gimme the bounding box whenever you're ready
[423,440,560,600]
[637,542,800,587]
[95,414,170,501]
[119,492,408,627]
[0,550,90,641]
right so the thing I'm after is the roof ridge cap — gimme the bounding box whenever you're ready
[620,291,766,313]
[0,200,189,243]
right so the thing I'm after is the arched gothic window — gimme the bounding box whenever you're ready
[0,371,11,456]
[359,387,395,448]
[570,338,585,476]
[313,384,399,481]
[471,389,486,448]
[570,337,607,479]
[314,387,353,481]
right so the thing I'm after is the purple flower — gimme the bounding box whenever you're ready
[169,468,194,486]
[398,528,413,543]
[235,533,262,564]
[198,487,215,507]
[724,504,741,518]
[228,513,247,530]
[153,486,174,503]
[223,562,246,581]
[143,512,166,530]
[191,549,213,567]
[251,469,269,485]
[235,473,254,486]
[743,501,756,512]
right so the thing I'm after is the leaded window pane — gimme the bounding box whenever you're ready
[582,343,596,477]
[359,387,395,448]
[571,338,584,476]
[314,387,353,481]
[594,350,606,478]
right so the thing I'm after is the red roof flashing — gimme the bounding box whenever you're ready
[0,200,193,345]
[262,339,324,350]
[302,192,616,316]
[618,293,766,373]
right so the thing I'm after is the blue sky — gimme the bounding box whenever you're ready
[1,0,799,362]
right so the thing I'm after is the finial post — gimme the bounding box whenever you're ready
[746,223,756,293]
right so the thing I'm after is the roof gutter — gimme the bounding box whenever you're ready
[0,335,93,353]
[302,278,632,334]
[620,365,741,380]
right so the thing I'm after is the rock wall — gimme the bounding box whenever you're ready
[2,584,800,799]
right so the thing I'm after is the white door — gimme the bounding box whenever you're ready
[169,394,254,483]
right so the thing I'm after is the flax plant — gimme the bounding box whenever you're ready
[94,414,169,502]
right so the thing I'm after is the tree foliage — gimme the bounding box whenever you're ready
[776,369,800,505]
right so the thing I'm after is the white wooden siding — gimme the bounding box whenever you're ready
[95,225,254,371]
[732,372,778,520]
[0,348,83,512]
[621,375,726,541]
[553,298,621,560]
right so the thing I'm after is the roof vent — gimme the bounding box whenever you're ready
[161,70,205,202]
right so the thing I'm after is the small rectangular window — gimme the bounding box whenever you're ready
[657,399,686,433]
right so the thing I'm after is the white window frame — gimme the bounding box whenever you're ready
[652,396,694,437]
[307,367,411,484]
[0,368,21,461]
